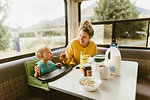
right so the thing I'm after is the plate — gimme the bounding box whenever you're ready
[79,76,101,91]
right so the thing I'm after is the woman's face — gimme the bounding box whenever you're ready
[78,30,92,47]
[42,48,53,61]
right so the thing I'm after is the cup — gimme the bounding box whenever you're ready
[99,65,110,80]
[80,51,90,72]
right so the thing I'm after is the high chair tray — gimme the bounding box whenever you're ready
[38,64,72,82]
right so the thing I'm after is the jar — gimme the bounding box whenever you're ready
[83,63,92,76]
[93,54,105,79]
[80,51,90,73]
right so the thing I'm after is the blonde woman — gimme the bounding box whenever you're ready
[60,20,97,66]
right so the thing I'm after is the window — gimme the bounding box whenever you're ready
[0,0,66,59]
[116,20,149,47]
[92,24,112,45]
[81,0,150,47]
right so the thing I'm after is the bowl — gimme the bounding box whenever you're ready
[79,76,101,91]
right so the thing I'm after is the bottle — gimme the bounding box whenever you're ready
[105,43,121,76]
[111,39,118,48]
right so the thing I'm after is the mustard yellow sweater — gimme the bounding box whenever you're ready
[63,38,97,66]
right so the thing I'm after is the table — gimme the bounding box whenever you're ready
[48,61,138,100]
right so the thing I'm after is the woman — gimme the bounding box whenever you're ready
[60,20,97,66]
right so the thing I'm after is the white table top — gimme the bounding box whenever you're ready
[48,61,138,100]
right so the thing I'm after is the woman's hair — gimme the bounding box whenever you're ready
[35,46,50,59]
[78,20,94,36]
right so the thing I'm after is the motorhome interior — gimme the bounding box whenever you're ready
[0,0,150,100]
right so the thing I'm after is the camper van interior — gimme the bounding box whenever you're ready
[0,0,150,100]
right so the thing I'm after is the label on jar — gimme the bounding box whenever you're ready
[86,70,92,76]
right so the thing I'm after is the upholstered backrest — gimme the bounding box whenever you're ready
[122,58,150,78]
[0,56,35,100]
[51,47,66,63]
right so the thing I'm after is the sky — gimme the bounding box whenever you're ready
[6,0,64,28]
[5,0,150,28]
[131,0,150,10]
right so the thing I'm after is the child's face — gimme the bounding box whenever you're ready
[42,48,53,61]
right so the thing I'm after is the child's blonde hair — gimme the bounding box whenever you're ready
[35,46,50,59]
[78,20,94,36]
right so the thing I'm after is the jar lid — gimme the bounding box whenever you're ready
[83,63,91,68]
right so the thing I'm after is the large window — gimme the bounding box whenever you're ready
[81,0,150,47]
[0,0,66,59]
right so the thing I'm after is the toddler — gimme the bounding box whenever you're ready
[34,46,62,78]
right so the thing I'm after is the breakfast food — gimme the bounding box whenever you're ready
[80,78,95,87]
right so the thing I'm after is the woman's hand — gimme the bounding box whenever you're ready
[55,62,62,68]
[60,53,67,61]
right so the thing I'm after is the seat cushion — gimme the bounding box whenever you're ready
[136,78,150,100]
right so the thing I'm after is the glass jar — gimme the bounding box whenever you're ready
[93,54,105,79]
[83,63,92,76]
[80,51,90,73]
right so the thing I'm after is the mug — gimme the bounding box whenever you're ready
[99,65,110,80]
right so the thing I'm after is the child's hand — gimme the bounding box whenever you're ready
[55,62,62,68]
[35,65,41,74]
[60,53,67,61]
[34,65,41,78]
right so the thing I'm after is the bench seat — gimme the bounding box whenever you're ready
[136,78,150,100]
